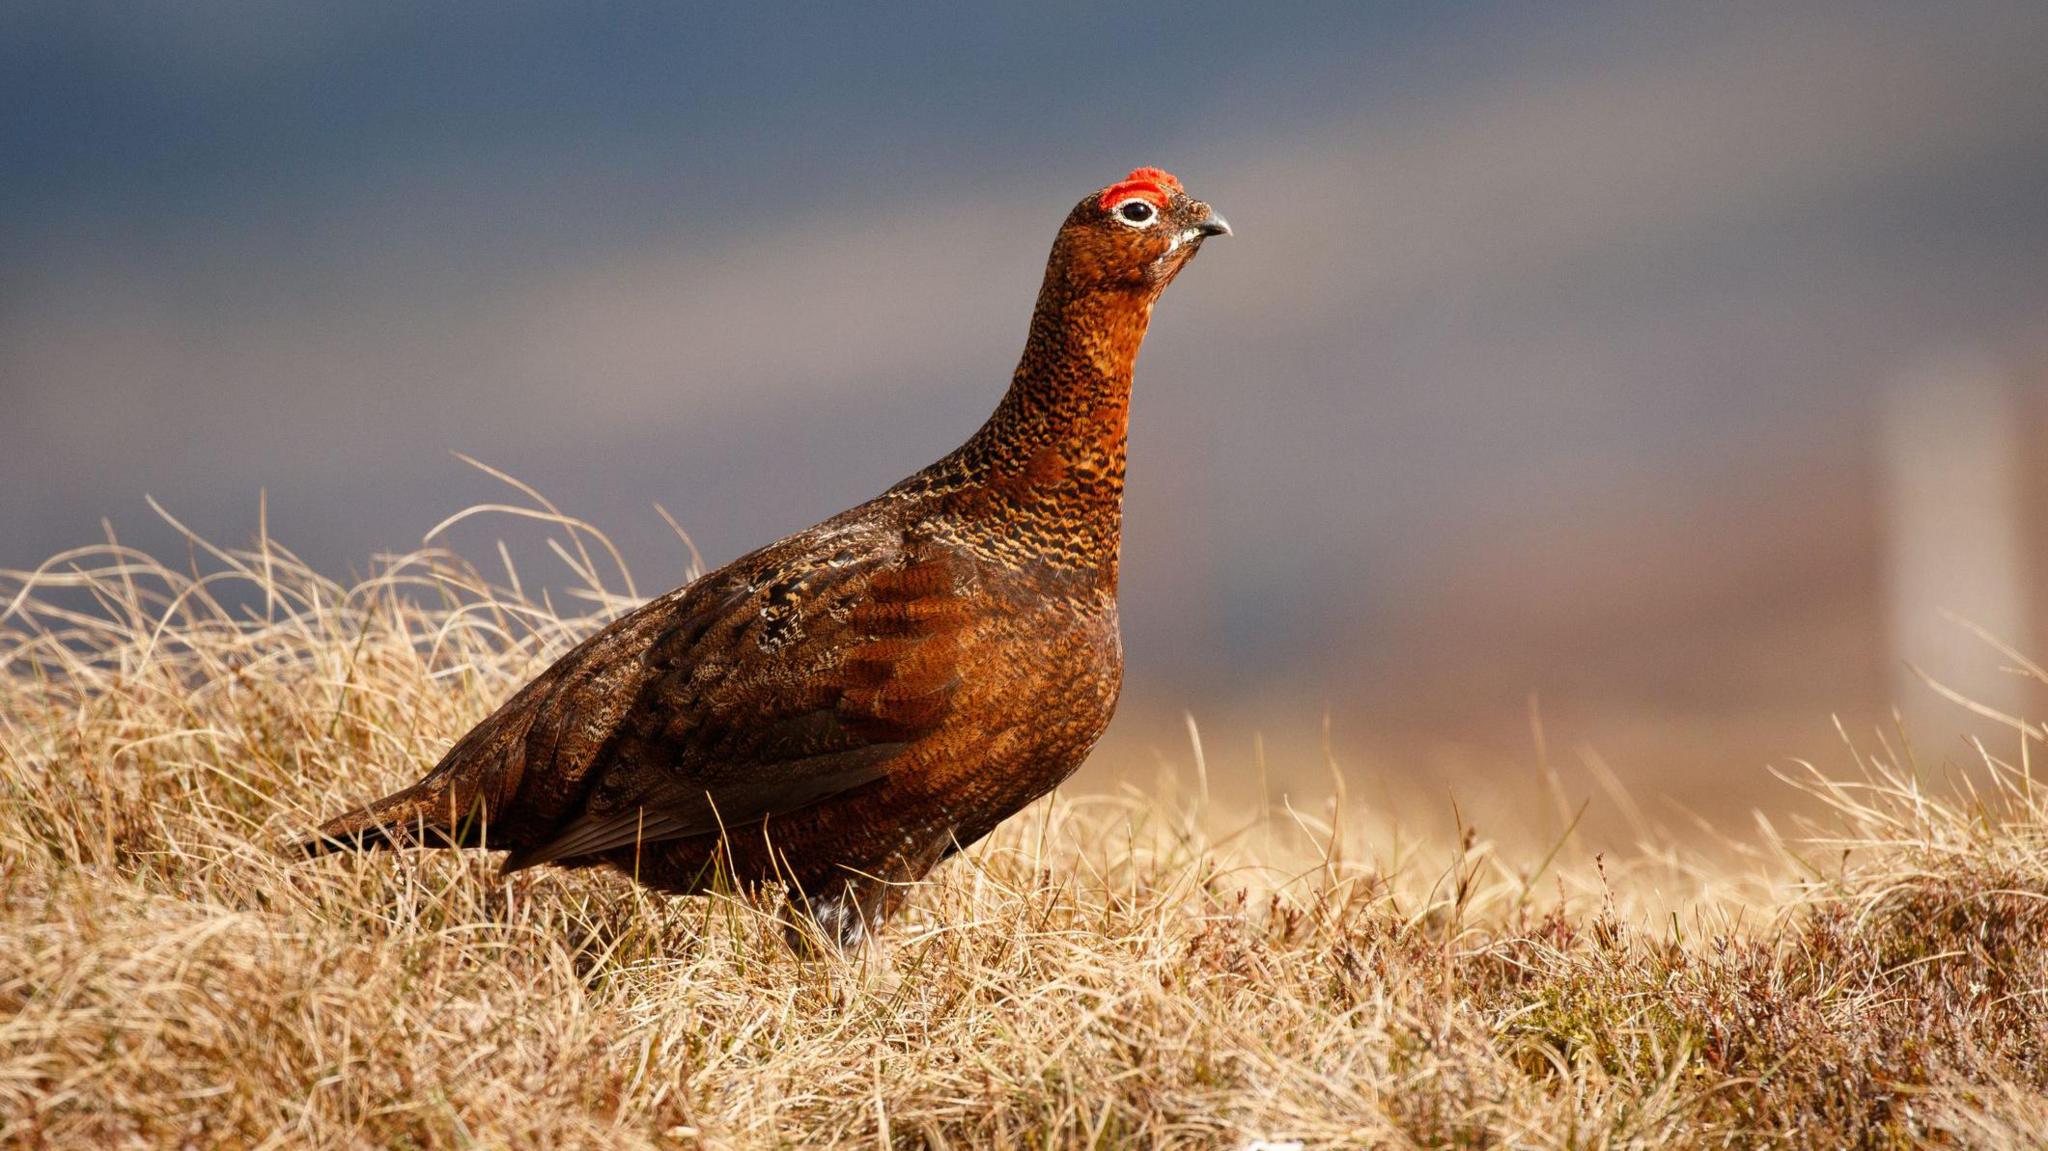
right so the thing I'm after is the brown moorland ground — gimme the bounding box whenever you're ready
[3,491,2045,1149]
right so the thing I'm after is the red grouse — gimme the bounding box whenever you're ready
[303,168,1230,945]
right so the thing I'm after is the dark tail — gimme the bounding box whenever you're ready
[296,776,488,857]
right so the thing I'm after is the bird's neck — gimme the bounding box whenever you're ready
[929,285,1153,586]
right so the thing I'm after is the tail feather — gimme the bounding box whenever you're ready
[296,778,488,857]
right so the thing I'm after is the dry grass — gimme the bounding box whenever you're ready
[3,490,2046,1149]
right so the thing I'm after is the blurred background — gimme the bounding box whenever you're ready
[6,3,2047,829]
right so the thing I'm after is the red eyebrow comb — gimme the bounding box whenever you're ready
[1099,167,1183,211]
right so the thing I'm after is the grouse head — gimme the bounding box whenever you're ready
[1050,167,1230,297]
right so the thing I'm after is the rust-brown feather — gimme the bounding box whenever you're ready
[302,171,1229,944]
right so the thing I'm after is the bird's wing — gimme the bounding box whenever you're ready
[498,529,973,872]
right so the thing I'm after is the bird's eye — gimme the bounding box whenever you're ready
[1114,199,1157,226]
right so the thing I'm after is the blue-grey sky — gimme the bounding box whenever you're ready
[6,3,2048,799]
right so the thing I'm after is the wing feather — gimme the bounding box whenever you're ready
[491,531,972,872]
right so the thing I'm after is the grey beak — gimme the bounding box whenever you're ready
[1194,210,1232,238]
